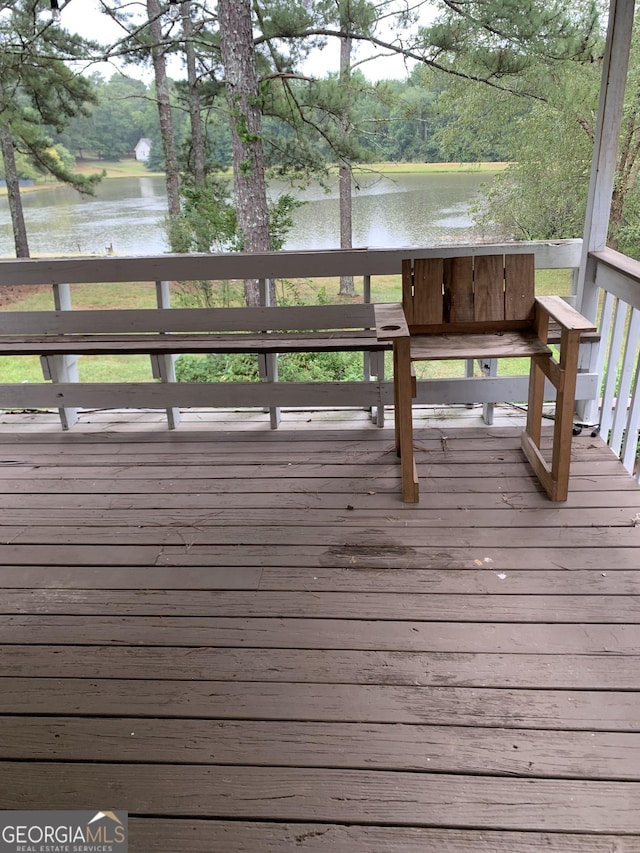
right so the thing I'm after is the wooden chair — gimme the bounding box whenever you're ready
[391,254,596,502]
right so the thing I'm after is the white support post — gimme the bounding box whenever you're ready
[575,0,635,419]
[156,280,181,429]
[49,282,79,429]
[577,0,635,321]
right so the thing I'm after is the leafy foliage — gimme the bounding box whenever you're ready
[175,349,364,383]
[0,0,104,194]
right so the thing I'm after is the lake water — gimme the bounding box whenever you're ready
[0,170,499,257]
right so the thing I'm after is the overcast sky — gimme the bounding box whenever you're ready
[63,0,414,82]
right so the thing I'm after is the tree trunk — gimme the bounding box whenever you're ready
[0,126,30,258]
[218,0,272,307]
[608,186,623,250]
[147,0,180,218]
[338,31,355,296]
[182,0,206,188]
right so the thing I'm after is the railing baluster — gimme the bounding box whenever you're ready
[598,296,627,440]
[590,249,640,476]
[610,307,640,455]
[621,348,640,478]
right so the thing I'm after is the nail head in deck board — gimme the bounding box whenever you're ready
[1,763,639,832]
[2,618,639,654]
[0,679,638,729]
[4,718,640,781]
[127,821,640,853]
[3,589,639,622]
[3,646,640,689]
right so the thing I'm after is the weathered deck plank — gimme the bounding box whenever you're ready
[1,616,638,652]
[0,420,638,850]
[125,821,640,853]
[1,677,637,728]
[2,763,640,832]
[1,589,637,621]
[3,717,640,781]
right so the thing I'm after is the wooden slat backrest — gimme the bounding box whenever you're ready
[403,253,536,332]
[0,303,377,337]
[504,253,536,320]
[402,258,444,326]
[445,257,474,323]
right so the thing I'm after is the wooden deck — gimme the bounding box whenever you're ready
[1,410,640,851]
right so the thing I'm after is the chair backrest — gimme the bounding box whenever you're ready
[402,253,535,333]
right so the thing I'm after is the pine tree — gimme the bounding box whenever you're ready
[0,0,103,256]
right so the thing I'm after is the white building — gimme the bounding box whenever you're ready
[134,138,152,162]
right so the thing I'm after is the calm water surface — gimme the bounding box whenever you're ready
[0,170,498,257]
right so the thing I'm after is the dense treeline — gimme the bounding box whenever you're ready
[45,66,502,172]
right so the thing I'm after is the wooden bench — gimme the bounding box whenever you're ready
[0,302,407,430]
[386,254,597,502]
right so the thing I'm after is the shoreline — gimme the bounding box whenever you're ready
[1,160,506,198]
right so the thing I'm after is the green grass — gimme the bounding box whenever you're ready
[356,161,507,176]
[0,354,153,384]
[2,160,502,198]
[72,158,165,179]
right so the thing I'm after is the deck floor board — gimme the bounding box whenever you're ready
[0,416,639,850]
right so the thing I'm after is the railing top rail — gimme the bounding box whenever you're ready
[591,247,640,285]
[0,240,583,287]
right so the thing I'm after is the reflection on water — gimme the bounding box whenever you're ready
[0,169,499,257]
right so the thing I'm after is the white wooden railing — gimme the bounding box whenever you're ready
[0,239,599,428]
[589,248,640,482]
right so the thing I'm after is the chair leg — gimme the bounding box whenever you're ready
[525,355,545,447]
[549,331,581,501]
[521,332,581,501]
[394,339,419,502]
[393,345,401,455]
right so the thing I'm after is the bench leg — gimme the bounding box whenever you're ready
[151,354,181,429]
[369,350,385,427]
[40,355,79,430]
[479,358,497,425]
[394,339,419,502]
[258,353,281,429]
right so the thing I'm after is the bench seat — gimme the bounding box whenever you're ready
[0,330,390,357]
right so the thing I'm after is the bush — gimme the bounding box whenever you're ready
[175,350,364,383]
[175,353,260,383]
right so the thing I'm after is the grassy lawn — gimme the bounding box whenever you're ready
[72,159,165,179]
[357,162,506,175]
[1,159,501,198]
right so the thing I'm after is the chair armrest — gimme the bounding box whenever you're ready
[535,296,597,332]
[374,302,409,341]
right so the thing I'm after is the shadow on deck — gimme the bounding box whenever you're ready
[0,412,639,851]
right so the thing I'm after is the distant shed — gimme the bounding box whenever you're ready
[134,138,152,162]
